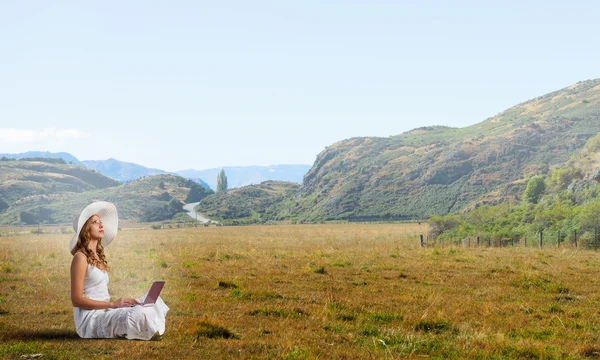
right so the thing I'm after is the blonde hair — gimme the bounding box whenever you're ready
[74,215,108,269]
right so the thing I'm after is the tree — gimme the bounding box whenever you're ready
[168,198,184,212]
[428,214,461,238]
[186,182,214,203]
[524,176,546,204]
[217,169,228,193]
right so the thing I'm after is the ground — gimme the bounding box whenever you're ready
[1,223,600,359]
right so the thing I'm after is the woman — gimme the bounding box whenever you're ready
[70,201,169,339]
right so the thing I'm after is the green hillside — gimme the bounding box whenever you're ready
[296,79,600,220]
[0,158,119,203]
[0,159,213,225]
[196,181,299,225]
[430,132,600,245]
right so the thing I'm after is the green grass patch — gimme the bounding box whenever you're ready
[249,307,308,318]
[2,266,17,274]
[508,328,555,340]
[368,311,403,322]
[195,319,238,339]
[182,260,196,268]
[284,347,311,360]
[217,253,244,261]
[414,319,452,333]
[331,260,350,267]
[546,282,570,294]
[312,266,327,274]
[182,294,196,302]
[511,276,551,290]
[217,280,239,289]
[0,341,42,355]
[360,324,381,336]
[335,313,356,322]
[323,323,348,334]
[548,304,564,314]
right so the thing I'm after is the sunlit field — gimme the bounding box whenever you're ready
[2,223,600,359]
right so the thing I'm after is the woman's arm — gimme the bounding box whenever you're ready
[70,254,138,309]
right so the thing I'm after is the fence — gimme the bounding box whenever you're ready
[419,228,600,250]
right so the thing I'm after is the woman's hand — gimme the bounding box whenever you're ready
[111,298,140,308]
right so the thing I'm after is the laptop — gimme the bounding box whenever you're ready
[137,281,165,307]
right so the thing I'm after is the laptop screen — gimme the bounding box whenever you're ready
[144,281,165,305]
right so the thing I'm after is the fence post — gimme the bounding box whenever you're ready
[476,236,480,247]
[468,237,471,248]
[420,235,424,248]
[539,230,543,249]
[574,230,577,248]
[557,230,561,248]
[488,237,491,247]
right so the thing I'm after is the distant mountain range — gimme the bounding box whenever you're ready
[177,165,312,190]
[0,152,310,190]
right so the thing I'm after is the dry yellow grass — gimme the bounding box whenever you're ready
[2,223,600,359]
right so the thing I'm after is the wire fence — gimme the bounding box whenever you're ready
[420,228,600,250]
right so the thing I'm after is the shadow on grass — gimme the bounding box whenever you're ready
[0,329,80,341]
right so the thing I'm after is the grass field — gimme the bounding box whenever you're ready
[2,223,600,359]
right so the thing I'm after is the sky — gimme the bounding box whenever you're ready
[1,1,599,172]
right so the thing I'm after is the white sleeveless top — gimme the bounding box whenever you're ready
[73,253,169,339]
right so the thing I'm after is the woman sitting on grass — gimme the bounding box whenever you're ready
[70,201,169,340]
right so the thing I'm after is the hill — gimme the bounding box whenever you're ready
[1,152,212,186]
[428,131,600,245]
[0,158,119,203]
[177,164,311,190]
[0,158,213,225]
[294,79,600,220]
[195,181,299,225]
[0,151,82,165]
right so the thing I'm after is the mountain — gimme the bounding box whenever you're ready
[177,164,311,190]
[292,79,600,220]
[0,158,213,225]
[0,151,82,165]
[82,158,168,183]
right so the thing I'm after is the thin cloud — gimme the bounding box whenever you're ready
[0,128,90,144]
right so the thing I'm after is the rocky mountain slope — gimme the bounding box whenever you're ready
[294,79,600,220]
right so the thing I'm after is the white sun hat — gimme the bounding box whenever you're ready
[69,201,118,254]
